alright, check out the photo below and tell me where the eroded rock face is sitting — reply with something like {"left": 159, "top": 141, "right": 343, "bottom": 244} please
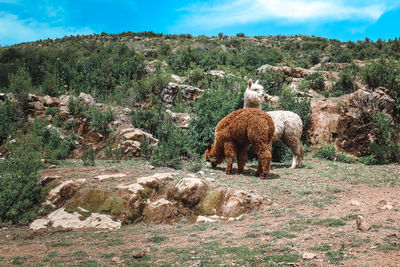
{"left": 307, "top": 88, "right": 397, "bottom": 156}
{"left": 169, "top": 178, "right": 209, "bottom": 207}
{"left": 47, "top": 179, "right": 86, "bottom": 208}
{"left": 78, "top": 92, "right": 95, "bottom": 107}
{"left": 142, "top": 199, "right": 182, "bottom": 223}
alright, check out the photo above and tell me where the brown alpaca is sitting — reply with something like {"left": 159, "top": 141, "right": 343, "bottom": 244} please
{"left": 205, "top": 108, "right": 275, "bottom": 179}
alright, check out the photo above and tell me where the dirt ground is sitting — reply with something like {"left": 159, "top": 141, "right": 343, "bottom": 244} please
{"left": 1, "top": 155, "right": 400, "bottom": 266}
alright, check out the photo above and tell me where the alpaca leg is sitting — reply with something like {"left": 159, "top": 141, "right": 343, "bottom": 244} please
{"left": 258, "top": 148, "right": 272, "bottom": 179}
{"left": 283, "top": 135, "right": 303, "bottom": 169}
{"left": 224, "top": 142, "right": 237, "bottom": 175}
{"left": 237, "top": 146, "right": 248, "bottom": 174}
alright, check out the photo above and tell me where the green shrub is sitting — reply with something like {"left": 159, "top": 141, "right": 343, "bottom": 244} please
{"left": 189, "top": 79, "right": 244, "bottom": 154}
{"left": 368, "top": 112, "right": 400, "bottom": 164}
{"left": 331, "top": 70, "right": 355, "bottom": 97}
{"left": 257, "top": 69, "right": 287, "bottom": 95}
{"left": 44, "top": 107, "right": 58, "bottom": 116}
{"left": 131, "top": 107, "right": 165, "bottom": 136}
{"left": 67, "top": 97, "right": 86, "bottom": 116}
{"left": 82, "top": 148, "right": 96, "bottom": 166}
{"left": 0, "top": 99, "right": 19, "bottom": 145}
{"left": 271, "top": 141, "right": 292, "bottom": 163}
{"left": 0, "top": 133, "right": 43, "bottom": 224}
{"left": 32, "top": 118, "right": 76, "bottom": 161}
{"left": 7, "top": 67, "right": 33, "bottom": 104}
{"left": 304, "top": 72, "right": 325, "bottom": 91}
{"left": 358, "top": 155, "right": 377, "bottom": 165}
{"left": 150, "top": 119, "right": 193, "bottom": 169}
{"left": 84, "top": 106, "right": 115, "bottom": 135}
{"left": 315, "top": 145, "right": 336, "bottom": 161}
{"left": 276, "top": 86, "right": 312, "bottom": 141}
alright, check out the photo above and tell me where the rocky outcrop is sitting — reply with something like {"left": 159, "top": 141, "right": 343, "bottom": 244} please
{"left": 161, "top": 82, "right": 204, "bottom": 107}
{"left": 166, "top": 110, "right": 191, "bottom": 128}
{"left": 30, "top": 208, "right": 121, "bottom": 231}
{"left": 307, "top": 87, "right": 397, "bottom": 156}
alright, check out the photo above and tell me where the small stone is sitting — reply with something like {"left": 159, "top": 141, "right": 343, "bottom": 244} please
{"left": 302, "top": 252, "right": 316, "bottom": 260}
{"left": 148, "top": 165, "right": 155, "bottom": 170}
{"left": 356, "top": 215, "right": 370, "bottom": 231}
{"left": 197, "top": 171, "right": 205, "bottom": 176}
{"left": 196, "top": 216, "right": 216, "bottom": 223}
{"left": 380, "top": 204, "right": 393, "bottom": 210}
{"left": 132, "top": 249, "right": 150, "bottom": 259}
{"left": 94, "top": 173, "right": 127, "bottom": 181}
{"left": 111, "top": 257, "right": 120, "bottom": 263}
{"left": 190, "top": 250, "right": 197, "bottom": 255}
{"left": 348, "top": 200, "right": 360, "bottom": 206}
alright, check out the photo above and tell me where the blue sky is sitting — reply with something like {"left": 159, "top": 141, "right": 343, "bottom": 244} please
{"left": 1, "top": 0, "right": 400, "bottom": 46}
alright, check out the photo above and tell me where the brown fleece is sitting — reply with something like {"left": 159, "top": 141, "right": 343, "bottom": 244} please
{"left": 205, "top": 108, "right": 275, "bottom": 179}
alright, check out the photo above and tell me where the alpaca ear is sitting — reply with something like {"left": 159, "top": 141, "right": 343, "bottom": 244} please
{"left": 248, "top": 79, "right": 252, "bottom": 88}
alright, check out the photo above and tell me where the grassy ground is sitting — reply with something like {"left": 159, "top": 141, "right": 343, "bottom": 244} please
{"left": 1, "top": 154, "right": 400, "bottom": 266}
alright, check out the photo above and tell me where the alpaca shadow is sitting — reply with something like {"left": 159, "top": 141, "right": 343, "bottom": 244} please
{"left": 271, "top": 163, "right": 310, "bottom": 169}
{"left": 208, "top": 165, "right": 280, "bottom": 180}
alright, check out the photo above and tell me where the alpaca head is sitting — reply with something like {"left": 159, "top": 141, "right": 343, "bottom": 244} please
{"left": 248, "top": 79, "right": 264, "bottom": 93}
{"left": 205, "top": 143, "right": 221, "bottom": 168}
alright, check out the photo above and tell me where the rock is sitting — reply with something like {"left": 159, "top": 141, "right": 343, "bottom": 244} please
{"left": 356, "top": 215, "right": 370, "bottom": 231}
{"left": 142, "top": 198, "right": 181, "bottom": 223}
{"left": 380, "top": 204, "right": 394, "bottom": 210}
{"left": 94, "top": 173, "right": 127, "bottom": 181}
{"left": 307, "top": 88, "right": 398, "bottom": 157}
{"left": 166, "top": 110, "right": 191, "bottom": 128}
{"left": 43, "top": 95, "right": 60, "bottom": 107}
{"left": 219, "top": 189, "right": 263, "bottom": 217}
{"left": 132, "top": 248, "right": 150, "bottom": 259}
{"left": 111, "top": 257, "right": 120, "bottom": 263}
{"left": 196, "top": 216, "right": 216, "bottom": 223}
{"left": 161, "top": 82, "right": 203, "bottom": 107}
{"left": 59, "top": 105, "right": 70, "bottom": 118}
{"left": 171, "top": 74, "right": 186, "bottom": 83}
{"left": 27, "top": 101, "right": 45, "bottom": 111}
{"left": 40, "top": 175, "right": 62, "bottom": 185}
{"left": 78, "top": 92, "right": 95, "bottom": 107}
{"left": 137, "top": 172, "right": 176, "bottom": 189}
{"left": 30, "top": 218, "right": 50, "bottom": 231}
{"left": 120, "top": 128, "right": 158, "bottom": 144}
{"left": 348, "top": 200, "right": 360, "bottom": 206}
{"left": 170, "top": 178, "right": 209, "bottom": 207}
{"left": 118, "top": 183, "right": 145, "bottom": 196}
{"left": 0, "top": 93, "right": 5, "bottom": 101}
{"left": 45, "top": 208, "right": 121, "bottom": 230}
{"left": 59, "top": 95, "right": 73, "bottom": 106}
{"left": 302, "top": 252, "right": 316, "bottom": 260}
{"left": 47, "top": 179, "right": 86, "bottom": 207}
{"left": 148, "top": 165, "right": 155, "bottom": 170}
{"left": 145, "top": 60, "right": 168, "bottom": 73}
{"left": 120, "top": 140, "right": 141, "bottom": 156}
{"left": 27, "top": 93, "right": 39, "bottom": 102}
{"left": 208, "top": 70, "right": 234, "bottom": 78}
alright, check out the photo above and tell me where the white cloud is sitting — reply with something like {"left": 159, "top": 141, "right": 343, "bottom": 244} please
{"left": 180, "top": 0, "right": 399, "bottom": 29}
{"left": 0, "top": 12, "right": 93, "bottom": 45}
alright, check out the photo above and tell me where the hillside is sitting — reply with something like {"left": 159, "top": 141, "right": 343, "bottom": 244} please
{"left": 1, "top": 32, "right": 400, "bottom": 266}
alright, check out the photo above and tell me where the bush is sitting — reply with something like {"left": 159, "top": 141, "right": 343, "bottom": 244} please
{"left": 331, "top": 70, "right": 355, "bottom": 97}
{"left": 276, "top": 86, "right": 312, "bottom": 141}
{"left": 189, "top": 79, "right": 244, "bottom": 154}
{"left": 32, "top": 118, "right": 76, "bottom": 161}
{"left": 257, "top": 69, "right": 287, "bottom": 95}
{"left": 0, "top": 133, "right": 43, "bottom": 224}
{"left": 271, "top": 141, "right": 292, "bottom": 163}
{"left": 0, "top": 99, "right": 19, "bottom": 145}
{"left": 67, "top": 97, "right": 86, "bottom": 116}
{"left": 84, "top": 106, "right": 115, "bottom": 135}
{"left": 7, "top": 67, "right": 33, "bottom": 104}
{"left": 150, "top": 119, "right": 193, "bottom": 169}
{"left": 82, "top": 148, "right": 96, "bottom": 166}
{"left": 315, "top": 145, "right": 336, "bottom": 160}
{"left": 358, "top": 155, "right": 377, "bottom": 165}
{"left": 367, "top": 112, "right": 400, "bottom": 164}
{"left": 304, "top": 72, "right": 325, "bottom": 91}
{"left": 131, "top": 107, "right": 165, "bottom": 136}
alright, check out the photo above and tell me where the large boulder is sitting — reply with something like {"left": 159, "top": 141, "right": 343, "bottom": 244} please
{"left": 120, "top": 128, "right": 158, "bottom": 144}
{"left": 78, "top": 92, "right": 95, "bottom": 107}
{"left": 142, "top": 198, "right": 182, "bottom": 223}
{"left": 46, "top": 179, "right": 86, "bottom": 208}
{"left": 307, "top": 88, "right": 397, "bottom": 156}
{"left": 168, "top": 178, "right": 209, "bottom": 207}
{"left": 218, "top": 189, "right": 263, "bottom": 217}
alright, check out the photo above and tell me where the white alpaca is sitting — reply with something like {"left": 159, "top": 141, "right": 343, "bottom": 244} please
{"left": 243, "top": 79, "right": 304, "bottom": 168}
{"left": 267, "top": 111, "right": 303, "bottom": 169}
